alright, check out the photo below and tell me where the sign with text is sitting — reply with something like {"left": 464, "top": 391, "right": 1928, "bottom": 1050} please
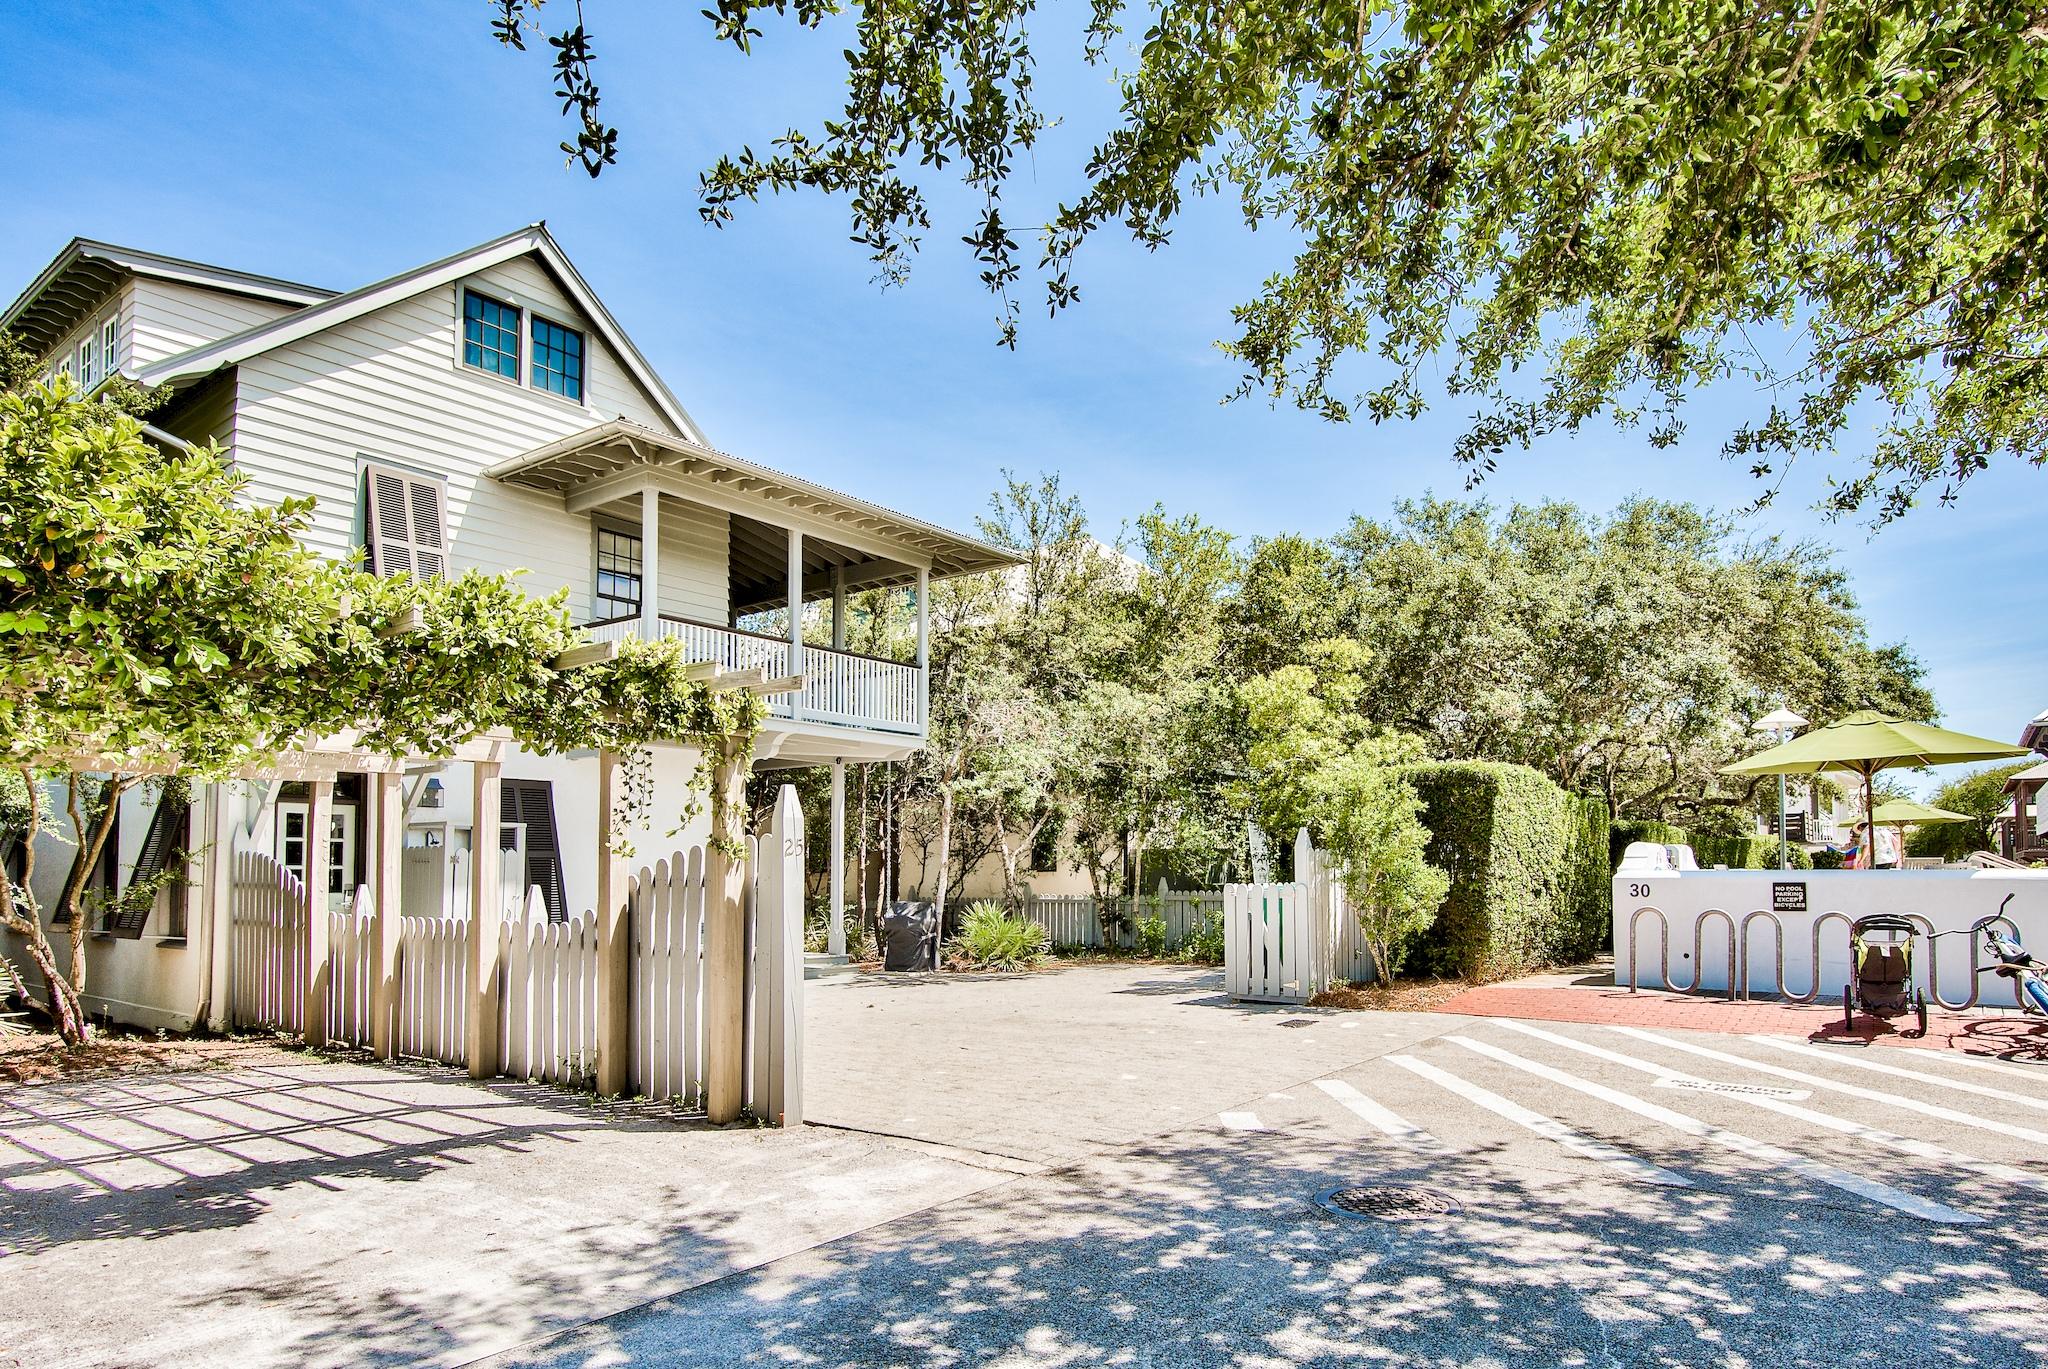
{"left": 1771, "top": 882, "right": 1808, "bottom": 913}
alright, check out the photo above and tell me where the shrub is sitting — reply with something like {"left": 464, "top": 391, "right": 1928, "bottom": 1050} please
{"left": 947, "top": 901, "right": 1049, "bottom": 971}
{"left": 1810, "top": 848, "right": 1846, "bottom": 870}
{"left": 1134, "top": 914, "right": 1168, "bottom": 958}
{"left": 1178, "top": 910, "right": 1225, "bottom": 964}
{"left": 1563, "top": 795, "right": 1612, "bottom": 961}
{"left": 1400, "top": 761, "right": 1587, "bottom": 980}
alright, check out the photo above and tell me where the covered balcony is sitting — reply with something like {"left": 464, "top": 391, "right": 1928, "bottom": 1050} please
{"left": 486, "top": 420, "right": 1020, "bottom": 764}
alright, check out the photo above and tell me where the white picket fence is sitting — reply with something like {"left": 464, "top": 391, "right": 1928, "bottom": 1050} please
{"left": 396, "top": 913, "right": 471, "bottom": 1065}
{"left": 1223, "top": 833, "right": 1373, "bottom": 1003}
{"left": 499, "top": 892, "right": 599, "bottom": 1087}
{"left": 230, "top": 852, "right": 308, "bottom": 1034}
{"left": 226, "top": 786, "right": 807, "bottom": 1124}
{"left": 1021, "top": 883, "right": 1224, "bottom": 951}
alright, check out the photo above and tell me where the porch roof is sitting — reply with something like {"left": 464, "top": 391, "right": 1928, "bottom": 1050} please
{"left": 485, "top": 420, "right": 1021, "bottom": 605}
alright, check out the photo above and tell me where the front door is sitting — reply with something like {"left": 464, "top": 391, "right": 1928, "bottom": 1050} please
{"left": 277, "top": 802, "right": 358, "bottom": 910}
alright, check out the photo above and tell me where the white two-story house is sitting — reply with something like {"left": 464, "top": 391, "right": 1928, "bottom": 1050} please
{"left": 3, "top": 226, "right": 1015, "bottom": 1030}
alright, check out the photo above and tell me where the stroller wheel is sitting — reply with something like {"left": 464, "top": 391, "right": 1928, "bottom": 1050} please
{"left": 1915, "top": 988, "right": 1929, "bottom": 1039}
{"left": 1843, "top": 984, "right": 1854, "bottom": 1033}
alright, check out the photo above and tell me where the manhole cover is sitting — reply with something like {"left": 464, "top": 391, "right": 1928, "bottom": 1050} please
{"left": 1315, "top": 1184, "right": 1462, "bottom": 1221}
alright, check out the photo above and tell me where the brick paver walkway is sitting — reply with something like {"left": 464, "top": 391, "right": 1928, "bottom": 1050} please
{"left": 1440, "top": 981, "right": 2048, "bottom": 1059}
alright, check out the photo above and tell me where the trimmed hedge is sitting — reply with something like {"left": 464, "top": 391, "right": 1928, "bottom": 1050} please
{"left": 1611, "top": 819, "right": 1690, "bottom": 869}
{"left": 1401, "top": 762, "right": 1610, "bottom": 980}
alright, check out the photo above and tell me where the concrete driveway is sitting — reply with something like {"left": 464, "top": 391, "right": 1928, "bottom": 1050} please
{"left": 9, "top": 963, "right": 2048, "bottom": 1367}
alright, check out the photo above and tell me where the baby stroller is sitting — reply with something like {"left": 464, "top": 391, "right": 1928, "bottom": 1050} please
{"left": 1843, "top": 914, "right": 1928, "bottom": 1038}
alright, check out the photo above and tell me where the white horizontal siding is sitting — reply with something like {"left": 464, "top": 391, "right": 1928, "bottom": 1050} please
{"left": 658, "top": 499, "right": 729, "bottom": 623}
{"left": 128, "top": 279, "right": 302, "bottom": 368}
{"left": 227, "top": 251, "right": 694, "bottom": 620}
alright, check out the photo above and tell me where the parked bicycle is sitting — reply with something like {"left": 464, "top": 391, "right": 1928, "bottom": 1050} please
{"left": 1932, "top": 895, "right": 2048, "bottom": 1018}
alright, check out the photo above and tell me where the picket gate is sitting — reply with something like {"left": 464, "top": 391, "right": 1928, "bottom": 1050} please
{"left": 1222, "top": 831, "right": 1374, "bottom": 1003}
{"left": 222, "top": 786, "right": 806, "bottom": 1125}
{"left": 230, "top": 852, "right": 307, "bottom": 1034}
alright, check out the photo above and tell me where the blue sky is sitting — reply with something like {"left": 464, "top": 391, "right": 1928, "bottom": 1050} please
{"left": 4, "top": 3, "right": 2041, "bottom": 791}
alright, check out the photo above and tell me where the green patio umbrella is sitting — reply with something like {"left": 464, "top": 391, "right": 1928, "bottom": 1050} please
{"left": 1866, "top": 799, "right": 1974, "bottom": 827}
{"left": 1721, "top": 711, "right": 2029, "bottom": 861}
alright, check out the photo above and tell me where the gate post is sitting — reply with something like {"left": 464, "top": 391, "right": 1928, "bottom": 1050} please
{"left": 753, "top": 784, "right": 805, "bottom": 1127}
{"left": 594, "top": 749, "right": 631, "bottom": 1097}
{"left": 467, "top": 758, "right": 503, "bottom": 1079}
{"left": 704, "top": 738, "right": 750, "bottom": 1124}
{"left": 370, "top": 770, "right": 403, "bottom": 1059}
{"left": 302, "top": 778, "right": 334, "bottom": 1048}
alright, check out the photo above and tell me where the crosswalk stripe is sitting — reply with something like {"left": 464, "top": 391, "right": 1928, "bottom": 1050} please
{"left": 1219, "top": 1111, "right": 1269, "bottom": 1131}
{"left": 1448, "top": 1035, "right": 1979, "bottom": 1225}
{"left": 1602, "top": 1026, "right": 2048, "bottom": 1149}
{"left": 1312, "top": 1078, "right": 1453, "bottom": 1152}
{"left": 1385, "top": 1053, "right": 1691, "bottom": 1187}
{"left": 1491, "top": 1020, "right": 2048, "bottom": 1196}
{"left": 1747, "top": 1036, "right": 2048, "bottom": 1113}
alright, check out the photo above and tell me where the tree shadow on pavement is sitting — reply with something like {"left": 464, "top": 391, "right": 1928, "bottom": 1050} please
{"left": 486, "top": 1120, "right": 2048, "bottom": 1369}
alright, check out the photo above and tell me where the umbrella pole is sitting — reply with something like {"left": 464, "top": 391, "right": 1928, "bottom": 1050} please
{"left": 1863, "top": 768, "right": 1877, "bottom": 870}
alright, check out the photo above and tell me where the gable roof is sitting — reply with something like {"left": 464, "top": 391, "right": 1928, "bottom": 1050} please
{"left": 2, "top": 238, "right": 335, "bottom": 358}
{"left": 134, "top": 224, "right": 707, "bottom": 444}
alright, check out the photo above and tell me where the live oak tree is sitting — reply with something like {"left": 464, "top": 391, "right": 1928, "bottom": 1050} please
{"left": 490, "top": 1, "right": 2048, "bottom": 520}
{"left": 0, "top": 379, "right": 758, "bottom": 1045}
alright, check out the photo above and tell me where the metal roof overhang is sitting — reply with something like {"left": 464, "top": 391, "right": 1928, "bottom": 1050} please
{"left": 487, "top": 420, "right": 1022, "bottom": 611}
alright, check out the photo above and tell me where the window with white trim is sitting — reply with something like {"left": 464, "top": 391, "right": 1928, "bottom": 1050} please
{"left": 101, "top": 312, "right": 119, "bottom": 374}
{"left": 78, "top": 335, "right": 98, "bottom": 388}
{"left": 363, "top": 464, "right": 447, "bottom": 579}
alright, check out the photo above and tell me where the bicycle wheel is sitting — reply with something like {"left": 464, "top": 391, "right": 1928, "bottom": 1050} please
{"left": 2025, "top": 975, "right": 2048, "bottom": 1017}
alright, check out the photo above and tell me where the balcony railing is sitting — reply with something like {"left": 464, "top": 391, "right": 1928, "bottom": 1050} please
{"left": 584, "top": 615, "right": 924, "bottom": 736}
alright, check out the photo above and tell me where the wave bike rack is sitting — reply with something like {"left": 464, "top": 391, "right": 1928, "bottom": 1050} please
{"left": 1626, "top": 905, "right": 2029, "bottom": 1009}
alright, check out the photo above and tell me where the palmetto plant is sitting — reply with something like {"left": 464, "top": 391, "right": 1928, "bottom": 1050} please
{"left": 947, "top": 901, "right": 1050, "bottom": 972}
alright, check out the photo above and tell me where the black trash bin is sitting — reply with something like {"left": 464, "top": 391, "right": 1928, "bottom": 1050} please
{"left": 881, "top": 901, "right": 938, "bottom": 971}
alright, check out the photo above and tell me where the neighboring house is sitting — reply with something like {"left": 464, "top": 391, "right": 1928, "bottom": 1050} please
{"left": 2, "top": 227, "right": 1016, "bottom": 1029}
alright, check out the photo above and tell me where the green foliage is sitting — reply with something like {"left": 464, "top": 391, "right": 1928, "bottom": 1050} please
{"left": 1177, "top": 909, "right": 1225, "bottom": 965}
{"left": 498, "top": 4, "right": 2048, "bottom": 520}
{"left": 1133, "top": 914, "right": 1168, "bottom": 959}
{"left": 1692, "top": 834, "right": 1779, "bottom": 870}
{"left": 1810, "top": 848, "right": 1847, "bottom": 870}
{"left": 946, "top": 900, "right": 1050, "bottom": 972}
{"left": 1320, "top": 756, "right": 1450, "bottom": 979}
{"left": 1336, "top": 499, "right": 1930, "bottom": 825}
{"left": 1563, "top": 795, "right": 1613, "bottom": 961}
{"left": 1906, "top": 761, "right": 2037, "bottom": 860}
{"left": 1402, "top": 761, "right": 1595, "bottom": 980}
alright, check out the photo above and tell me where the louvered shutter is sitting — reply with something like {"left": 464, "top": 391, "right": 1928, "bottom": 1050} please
{"left": 364, "top": 464, "right": 447, "bottom": 580}
{"left": 501, "top": 780, "right": 567, "bottom": 923}
{"left": 108, "top": 796, "right": 189, "bottom": 939}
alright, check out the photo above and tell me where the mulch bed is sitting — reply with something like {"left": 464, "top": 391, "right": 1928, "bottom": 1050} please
{"left": 0, "top": 1025, "right": 301, "bottom": 1087}
{"left": 1309, "top": 978, "right": 1473, "bottom": 1013}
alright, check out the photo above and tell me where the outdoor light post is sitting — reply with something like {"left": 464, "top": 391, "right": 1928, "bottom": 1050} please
{"left": 1753, "top": 708, "right": 1809, "bottom": 869}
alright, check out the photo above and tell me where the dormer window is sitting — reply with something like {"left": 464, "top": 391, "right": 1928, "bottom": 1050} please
{"left": 530, "top": 316, "right": 584, "bottom": 401}
{"left": 462, "top": 289, "right": 521, "bottom": 379}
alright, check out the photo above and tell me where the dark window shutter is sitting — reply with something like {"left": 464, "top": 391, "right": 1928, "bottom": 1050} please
{"left": 364, "top": 464, "right": 446, "bottom": 580}
{"left": 107, "top": 796, "right": 187, "bottom": 939}
{"left": 500, "top": 780, "right": 566, "bottom": 923}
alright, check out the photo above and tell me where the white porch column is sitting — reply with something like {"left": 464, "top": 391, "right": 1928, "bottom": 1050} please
{"left": 828, "top": 759, "right": 846, "bottom": 956}
{"left": 787, "top": 528, "right": 805, "bottom": 678}
{"left": 640, "top": 486, "right": 662, "bottom": 634}
{"left": 831, "top": 566, "right": 846, "bottom": 651}
{"left": 915, "top": 565, "right": 929, "bottom": 729}
{"left": 467, "top": 758, "right": 503, "bottom": 1079}
{"left": 302, "top": 777, "right": 333, "bottom": 1048}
